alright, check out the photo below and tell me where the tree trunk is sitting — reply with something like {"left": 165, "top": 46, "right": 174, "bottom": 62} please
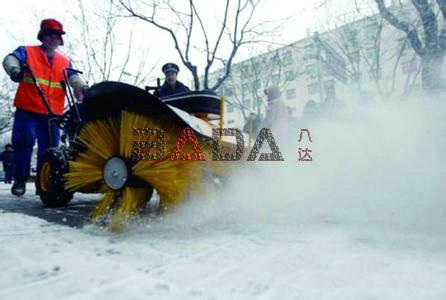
{"left": 190, "top": 67, "right": 200, "bottom": 91}
{"left": 421, "top": 51, "right": 444, "bottom": 92}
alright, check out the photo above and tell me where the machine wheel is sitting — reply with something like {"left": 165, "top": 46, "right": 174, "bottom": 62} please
{"left": 37, "top": 147, "right": 73, "bottom": 207}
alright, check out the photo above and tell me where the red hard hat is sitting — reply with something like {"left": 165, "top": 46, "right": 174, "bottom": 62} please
{"left": 37, "top": 19, "right": 65, "bottom": 44}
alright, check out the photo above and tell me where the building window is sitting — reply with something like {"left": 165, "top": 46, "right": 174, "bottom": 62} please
{"left": 305, "top": 64, "right": 318, "bottom": 78}
{"left": 249, "top": 57, "right": 263, "bottom": 74}
{"left": 285, "top": 70, "right": 295, "bottom": 81}
{"left": 347, "top": 29, "right": 359, "bottom": 47}
{"left": 242, "top": 83, "right": 249, "bottom": 95}
{"left": 350, "top": 50, "right": 360, "bottom": 64}
{"left": 286, "top": 88, "right": 296, "bottom": 100}
{"left": 251, "top": 63, "right": 261, "bottom": 75}
{"left": 226, "top": 102, "right": 234, "bottom": 113}
{"left": 271, "top": 74, "right": 280, "bottom": 85}
{"left": 283, "top": 50, "right": 293, "bottom": 65}
{"left": 241, "top": 65, "right": 251, "bottom": 76}
{"left": 244, "top": 98, "right": 251, "bottom": 109}
{"left": 253, "top": 79, "right": 261, "bottom": 89}
{"left": 303, "top": 44, "right": 317, "bottom": 60}
{"left": 271, "top": 54, "right": 281, "bottom": 64}
{"left": 364, "top": 23, "right": 379, "bottom": 41}
{"left": 307, "top": 83, "right": 319, "bottom": 95}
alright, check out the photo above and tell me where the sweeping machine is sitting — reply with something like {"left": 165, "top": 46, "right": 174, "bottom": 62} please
{"left": 35, "top": 77, "right": 234, "bottom": 231}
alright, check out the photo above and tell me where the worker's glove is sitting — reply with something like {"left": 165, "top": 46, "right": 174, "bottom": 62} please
{"left": 81, "top": 85, "right": 89, "bottom": 96}
{"left": 10, "top": 67, "right": 24, "bottom": 83}
{"left": 74, "top": 85, "right": 89, "bottom": 103}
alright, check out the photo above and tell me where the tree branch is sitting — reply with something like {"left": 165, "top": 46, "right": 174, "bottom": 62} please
{"left": 119, "top": 0, "right": 199, "bottom": 89}
{"left": 411, "top": 0, "right": 438, "bottom": 49}
{"left": 437, "top": 0, "right": 446, "bottom": 49}
{"left": 203, "top": 0, "right": 230, "bottom": 89}
{"left": 211, "top": 0, "right": 259, "bottom": 91}
{"left": 375, "top": 0, "right": 426, "bottom": 56}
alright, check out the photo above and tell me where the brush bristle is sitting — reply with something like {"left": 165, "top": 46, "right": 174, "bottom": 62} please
{"left": 65, "top": 110, "right": 215, "bottom": 231}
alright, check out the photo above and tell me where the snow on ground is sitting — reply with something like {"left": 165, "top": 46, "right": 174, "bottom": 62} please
{"left": 0, "top": 102, "right": 445, "bottom": 299}
{"left": 0, "top": 186, "right": 445, "bottom": 300}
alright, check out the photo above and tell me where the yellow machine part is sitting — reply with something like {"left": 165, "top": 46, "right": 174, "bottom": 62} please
{"left": 65, "top": 110, "right": 215, "bottom": 231}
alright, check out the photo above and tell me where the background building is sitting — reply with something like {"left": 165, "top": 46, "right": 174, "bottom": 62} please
{"left": 211, "top": 7, "right": 424, "bottom": 129}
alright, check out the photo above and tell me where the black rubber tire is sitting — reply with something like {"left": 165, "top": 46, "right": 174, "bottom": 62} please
{"left": 37, "top": 147, "right": 74, "bottom": 208}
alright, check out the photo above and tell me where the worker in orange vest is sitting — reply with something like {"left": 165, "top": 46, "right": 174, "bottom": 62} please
{"left": 2, "top": 18, "right": 88, "bottom": 196}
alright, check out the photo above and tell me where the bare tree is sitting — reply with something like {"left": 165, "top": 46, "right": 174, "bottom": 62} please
{"left": 375, "top": 0, "right": 446, "bottom": 91}
{"left": 322, "top": 14, "right": 388, "bottom": 93}
{"left": 117, "top": 0, "right": 264, "bottom": 91}
{"left": 217, "top": 47, "right": 298, "bottom": 126}
{"left": 67, "top": 0, "right": 156, "bottom": 86}
{"left": 311, "top": 0, "right": 430, "bottom": 97}
{"left": 0, "top": 74, "right": 16, "bottom": 135}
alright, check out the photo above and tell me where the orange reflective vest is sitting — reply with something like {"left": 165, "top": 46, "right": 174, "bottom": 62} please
{"left": 14, "top": 46, "right": 69, "bottom": 115}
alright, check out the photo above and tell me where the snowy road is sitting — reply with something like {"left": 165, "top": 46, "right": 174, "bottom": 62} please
{"left": 0, "top": 183, "right": 445, "bottom": 300}
{"left": 1, "top": 104, "right": 445, "bottom": 299}
{"left": 0, "top": 184, "right": 96, "bottom": 228}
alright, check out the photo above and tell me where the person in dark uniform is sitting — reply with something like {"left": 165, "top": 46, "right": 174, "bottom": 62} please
{"left": 154, "top": 63, "right": 191, "bottom": 98}
{"left": 0, "top": 144, "right": 15, "bottom": 184}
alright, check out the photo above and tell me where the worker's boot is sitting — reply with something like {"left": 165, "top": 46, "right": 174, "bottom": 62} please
{"left": 11, "top": 181, "right": 26, "bottom": 196}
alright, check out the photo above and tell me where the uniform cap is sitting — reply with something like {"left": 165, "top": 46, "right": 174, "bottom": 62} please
{"left": 162, "top": 63, "right": 179, "bottom": 74}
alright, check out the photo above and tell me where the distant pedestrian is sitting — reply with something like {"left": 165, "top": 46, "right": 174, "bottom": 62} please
{"left": 302, "top": 99, "right": 319, "bottom": 124}
{"left": 0, "top": 144, "right": 15, "bottom": 184}
{"left": 262, "top": 86, "right": 291, "bottom": 131}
